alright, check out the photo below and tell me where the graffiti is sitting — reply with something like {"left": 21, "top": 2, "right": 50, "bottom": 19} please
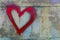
{"left": 6, "top": 4, "right": 36, "bottom": 35}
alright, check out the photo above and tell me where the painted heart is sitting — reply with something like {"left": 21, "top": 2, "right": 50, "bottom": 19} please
{"left": 6, "top": 4, "right": 36, "bottom": 35}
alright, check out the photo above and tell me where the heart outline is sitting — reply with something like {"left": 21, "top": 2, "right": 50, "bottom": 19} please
{"left": 6, "top": 4, "right": 36, "bottom": 35}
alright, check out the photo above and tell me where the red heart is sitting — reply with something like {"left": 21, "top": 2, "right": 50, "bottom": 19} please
{"left": 6, "top": 4, "right": 36, "bottom": 35}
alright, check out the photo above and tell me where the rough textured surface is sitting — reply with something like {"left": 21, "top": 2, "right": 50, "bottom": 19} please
{"left": 0, "top": 0, "right": 60, "bottom": 40}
